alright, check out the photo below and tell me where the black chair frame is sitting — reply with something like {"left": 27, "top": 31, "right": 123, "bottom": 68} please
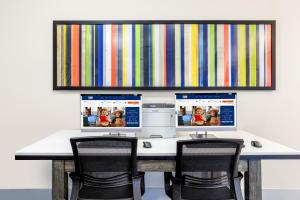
{"left": 165, "top": 138, "right": 244, "bottom": 200}
{"left": 70, "top": 136, "right": 144, "bottom": 200}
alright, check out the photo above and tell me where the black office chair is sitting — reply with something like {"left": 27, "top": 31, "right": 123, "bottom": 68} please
{"left": 164, "top": 138, "right": 244, "bottom": 200}
{"left": 70, "top": 137, "right": 145, "bottom": 200}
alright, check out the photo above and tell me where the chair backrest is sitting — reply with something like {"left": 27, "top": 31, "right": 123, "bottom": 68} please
{"left": 70, "top": 137, "right": 138, "bottom": 176}
{"left": 176, "top": 139, "right": 244, "bottom": 178}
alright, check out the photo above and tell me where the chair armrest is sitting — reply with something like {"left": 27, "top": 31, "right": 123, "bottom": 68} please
{"left": 172, "top": 178, "right": 182, "bottom": 200}
{"left": 70, "top": 173, "right": 80, "bottom": 200}
{"left": 70, "top": 172, "right": 80, "bottom": 181}
{"left": 171, "top": 175, "right": 182, "bottom": 184}
{"left": 234, "top": 172, "right": 244, "bottom": 200}
{"left": 164, "top": 172, "right": 182, "bottom": 200}
{"left": 164, "top": 172, "right": 172, "bottom": 197}
{"left": 132, "top": 174, "right": 143, "bottom": 200}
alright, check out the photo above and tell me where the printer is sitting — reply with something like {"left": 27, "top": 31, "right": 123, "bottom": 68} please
{"left": 140, "top": 103, "right": 176, "bottom": 138}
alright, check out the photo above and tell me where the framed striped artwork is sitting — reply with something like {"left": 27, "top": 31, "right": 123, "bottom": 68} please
{"left": 53, "top": 20, "right": 276, "bottom": 90}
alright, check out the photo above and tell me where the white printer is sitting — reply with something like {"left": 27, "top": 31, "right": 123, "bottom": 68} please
{"left": 140, "top": 103, "right": 176, "bottom": 138}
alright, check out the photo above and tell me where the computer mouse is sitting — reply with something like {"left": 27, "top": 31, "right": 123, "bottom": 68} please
{"left": 143, "top": 141, "right": 152, "bottom": 148}
{"left": 251, "top": 140, "right": 262, "bottom": 148}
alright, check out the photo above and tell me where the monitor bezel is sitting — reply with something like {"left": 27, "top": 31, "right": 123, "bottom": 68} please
{"left": 174, "top": 92, "right": 237, "bottom": 131}
{"left": 80, "top": 94, "right": 142, "bottom": 132}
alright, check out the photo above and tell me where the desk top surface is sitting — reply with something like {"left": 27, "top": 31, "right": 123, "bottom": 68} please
{"left": 15, "top": 130, "right": 300, "bottom": 160}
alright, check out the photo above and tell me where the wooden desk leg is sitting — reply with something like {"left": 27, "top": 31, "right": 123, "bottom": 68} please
{"left": 244, "top": 160, "right": 262, "bottom": 200}
{"left": 52, "top": 160, "right": 68, "bottom": 200}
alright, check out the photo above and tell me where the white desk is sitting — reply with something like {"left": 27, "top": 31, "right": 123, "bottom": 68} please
{"left": 15, "top": 130, "right": 300, "bottom": 200}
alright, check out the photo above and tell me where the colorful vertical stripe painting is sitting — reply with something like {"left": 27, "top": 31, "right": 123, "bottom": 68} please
{"left": 54, "top": 21, "right": 275, "bottom": 90}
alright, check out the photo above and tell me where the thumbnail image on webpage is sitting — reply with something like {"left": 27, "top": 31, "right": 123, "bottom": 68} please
{"left": 178, "top": 106, "right": 221, "bottom": 127}
{"left": 83, "top": 107, "right": 132, "bottom": 127}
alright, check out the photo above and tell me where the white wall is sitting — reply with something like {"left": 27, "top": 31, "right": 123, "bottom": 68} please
{"left": 0, "top": 0, "right": 300, "bottom": 189}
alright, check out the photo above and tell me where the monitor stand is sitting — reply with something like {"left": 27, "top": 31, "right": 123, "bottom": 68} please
{"left": 190, "top": 131, "right": 216, "bottom": 139}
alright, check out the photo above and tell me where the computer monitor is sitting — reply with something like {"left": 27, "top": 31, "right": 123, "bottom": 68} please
{"left": 175, "top": 93, "right": 237, "bottom": 132}
{"left": 81, "top": 94, "right": 142, "bottom": 132}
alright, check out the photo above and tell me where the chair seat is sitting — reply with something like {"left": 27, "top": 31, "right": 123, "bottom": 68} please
{"left": 79, "top": 184, "right": 134, "bottom": 199}
{"left": 167, "top": 185, "right": 234, "bottom": 200}
{"left": 77, "top": 173, "right": 145, "bottom": 200}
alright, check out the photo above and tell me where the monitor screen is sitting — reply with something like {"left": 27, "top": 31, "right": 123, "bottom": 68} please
{"left": 175, "top": 93, "right": 237, "bottom": 130}
{"left": 81, "top": 94, "right": 142, "bottom": 131}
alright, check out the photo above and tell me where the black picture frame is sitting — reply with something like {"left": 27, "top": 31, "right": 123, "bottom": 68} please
{"left": 53, "top": 20, "right": 276, "bottom": 91}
